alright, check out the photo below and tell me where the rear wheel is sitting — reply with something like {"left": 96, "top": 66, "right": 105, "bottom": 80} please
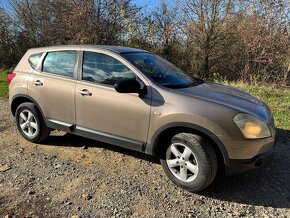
{"left": 160, "top": 133, "right": 218, "bottom": 192}
{"left": 15, "top": 102, "right": 51, "bottom": 143}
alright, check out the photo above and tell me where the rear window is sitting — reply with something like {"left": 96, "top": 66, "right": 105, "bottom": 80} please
{"left": 42, "top": 51, "right": 77, "bottom": 78}
{"left": 28, "top": 53, "right": 42, "bottom": 69}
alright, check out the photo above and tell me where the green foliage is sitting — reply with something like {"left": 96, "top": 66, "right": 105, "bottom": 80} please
{"left": 0, "top": 70, "right": 9, "bottom": 99}
{"left": 231, "top": 82, "right": 290, "bottom": 130}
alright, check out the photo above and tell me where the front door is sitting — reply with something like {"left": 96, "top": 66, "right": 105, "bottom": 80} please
{"left": 75, "top": 51, "right": 151, "bottom": 151}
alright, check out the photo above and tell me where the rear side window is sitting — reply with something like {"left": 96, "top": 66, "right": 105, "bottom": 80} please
{"left": 82, "top": 51, "right": 136, "bottom": 86}
{"left": 43, "top": 51, "right": 76, "bottom": 78}
{"left": 28, "top": 53, "right": 42, "bottom": 69}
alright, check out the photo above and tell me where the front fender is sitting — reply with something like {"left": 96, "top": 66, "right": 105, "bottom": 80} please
{"left": 145, "top": 114, "right": 231, "bottom": 167}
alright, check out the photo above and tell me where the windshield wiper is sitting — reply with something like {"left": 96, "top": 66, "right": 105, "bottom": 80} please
{"left": 161, "top": 78, "right": 204, "bottom": 89}
{"left": 192, "top": 78, "right": 204, "bottom": 86}
{"left": 162, "top": 83, "right": 191, "bottom": 89}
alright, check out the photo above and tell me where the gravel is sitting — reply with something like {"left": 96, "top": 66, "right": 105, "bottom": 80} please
{"left": 0, "top": 99, "right": 290, "bottom": 217}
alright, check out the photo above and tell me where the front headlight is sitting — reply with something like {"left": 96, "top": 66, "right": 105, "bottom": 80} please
{"left": 233, "top": 113, "right": 271, "bottom": 139}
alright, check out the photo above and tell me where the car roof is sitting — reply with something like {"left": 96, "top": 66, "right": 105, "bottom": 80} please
{"left": 29, "top": 45, "right": 147, "bottom": 54}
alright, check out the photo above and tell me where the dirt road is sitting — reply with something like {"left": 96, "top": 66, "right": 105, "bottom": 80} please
{"left": 0, "top": 99, "right": 289, "bottom": 217}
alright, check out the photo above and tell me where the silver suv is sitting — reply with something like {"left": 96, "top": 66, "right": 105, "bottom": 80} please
{"left": 8, "top": 45, "right": 276, "bottom": 192}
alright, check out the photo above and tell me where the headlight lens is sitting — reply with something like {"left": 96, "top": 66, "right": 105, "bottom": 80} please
{"left": 233, "top": 113, "right": 271, "bottom": 139}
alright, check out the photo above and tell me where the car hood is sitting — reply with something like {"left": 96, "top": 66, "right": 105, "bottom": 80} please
{"left": 173, "top": 82, "right": 271, "bottom": 122}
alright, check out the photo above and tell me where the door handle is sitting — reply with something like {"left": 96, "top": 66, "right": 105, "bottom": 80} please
{"left": 77, "top": 89, "right": 92, "bottom": 96}
{"left": 34, "top": 80, "right": 43, "bottom": 86}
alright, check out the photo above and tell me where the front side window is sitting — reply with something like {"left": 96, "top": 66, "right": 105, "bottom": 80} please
{"left": 82, "top": 51, "right": 136, "bottom": 86}
{"left": 28, "top": 53, "right": 42, "bottom": 69}
{"left": 43, "top": 51, "right": 76, "bottom": 78}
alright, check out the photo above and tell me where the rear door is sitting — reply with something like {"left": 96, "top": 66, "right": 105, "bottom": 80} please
{"left": 28, "top": 50, "right": 78, "bottom": 129}
{"left": 75, "top": 50, "right": 151, "bottom": 151}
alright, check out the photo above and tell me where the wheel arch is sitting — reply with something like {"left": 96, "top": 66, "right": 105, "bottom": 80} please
{"left": 146, "top": 122, "right": 230, "bottom": 167}
{"left": 11, "top": 94, "right": 45, "bottom": 121}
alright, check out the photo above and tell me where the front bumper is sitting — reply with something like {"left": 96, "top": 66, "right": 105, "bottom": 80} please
{"left": 225, "top": 149, "right": 274, "bottom": 175}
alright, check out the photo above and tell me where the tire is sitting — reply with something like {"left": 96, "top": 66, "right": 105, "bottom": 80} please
{"left": 15, "top": 102, "right": 51, "bottom": 143}
{"left": 160, "top": 133, "right": 218, "bottom": 192}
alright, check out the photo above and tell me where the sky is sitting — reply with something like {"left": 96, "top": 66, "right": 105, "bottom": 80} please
{"left": 0, "top": 0, "right": 10, "bottom": 9}
{"left": 134, "top": 0, "right": 160, "bottom": 9}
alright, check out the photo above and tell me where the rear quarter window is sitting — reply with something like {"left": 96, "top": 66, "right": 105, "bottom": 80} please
{"left": 28, "top": 53, "right": 43, "bottom": 69}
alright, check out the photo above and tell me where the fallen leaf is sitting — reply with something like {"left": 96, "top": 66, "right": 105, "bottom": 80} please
{"left": 0, "top": 164, "right": 11, "bottom": 172}
{"left": 82, "top": 193, "right": 92, "bottom": 200}
{"left": 232, "top": 210, "right": 241, "bottom": 216}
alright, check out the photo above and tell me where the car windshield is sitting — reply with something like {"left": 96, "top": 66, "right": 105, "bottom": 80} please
{"left": 123, "top": 52, "right": 195, "bottom": 88}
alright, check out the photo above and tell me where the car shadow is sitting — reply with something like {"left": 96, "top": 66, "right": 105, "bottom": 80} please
{"left": 43, "top": 128, "right": 290, "bottom": 209}
{"left": 44, "top": 132, "right": 160, "bottom": 164}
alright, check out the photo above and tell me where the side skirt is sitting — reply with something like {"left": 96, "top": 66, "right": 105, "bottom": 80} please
{"left": 46, "top": 119, "right": 145, "bottom": 153}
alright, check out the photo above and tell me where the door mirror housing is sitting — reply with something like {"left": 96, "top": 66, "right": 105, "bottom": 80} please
{"left": 114, "top": 79, "right": 142, "bottom": 94}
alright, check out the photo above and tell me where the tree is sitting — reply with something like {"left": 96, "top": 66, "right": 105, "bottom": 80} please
{"left": 0, "top": 7, "right": 16, "bottom": 67}
{"left": 0, "top": 0, "right": 289, "bottom": 85}
{"left": 150, "top": 0, "right": 180, "bottom": 60}
{"left": 9, "top": 0, "right": 139, "bottom": 45}
{"left": 181, "top": 0, "right": 235, "bottom": 78}
{"left": 237, "top": 0, "right": 289, "bottom": 83}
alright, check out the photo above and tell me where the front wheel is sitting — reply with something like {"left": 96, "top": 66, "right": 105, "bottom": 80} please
{"left": 15, "top": 102, "right": 51, "bottom": 143}
{"left": 160, "top": 133, "right": 218, "bottom": 192}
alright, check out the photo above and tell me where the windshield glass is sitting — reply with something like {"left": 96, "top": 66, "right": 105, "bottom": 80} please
{"left": 123, "top": 52, "right": 194, "bottom": 88}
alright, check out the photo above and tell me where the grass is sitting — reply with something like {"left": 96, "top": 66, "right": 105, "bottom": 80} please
{"left": 0, "top": 70, "right": 289, "bottom": 130}
{"left": 229, "top": 82, "right": 290, "bottom": 130}
{"left": 0, "top": 70, "right": 9, "bottom": 99}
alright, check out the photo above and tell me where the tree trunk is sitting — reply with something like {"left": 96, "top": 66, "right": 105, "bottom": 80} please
{"left": 202, "top": 37, "right": 210, "bottom": 78}
{"left": 284, "top": 62, "right": 290, "bottom": 86}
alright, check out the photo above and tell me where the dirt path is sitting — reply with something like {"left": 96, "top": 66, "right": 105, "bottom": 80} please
{"left": 0, "top": 99, "right": 290, "bottom": 217}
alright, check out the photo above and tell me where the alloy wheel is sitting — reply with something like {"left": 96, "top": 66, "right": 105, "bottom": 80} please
{"left": 19, "top": 110, "right": 38, "bottom": 138}
{"left": 165, "top": 142, "right": 199, "bottom": 182}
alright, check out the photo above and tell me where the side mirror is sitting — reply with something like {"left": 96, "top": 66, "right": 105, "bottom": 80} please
{"left": 114, "top": 79, "right": 142, "bottom": 94}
